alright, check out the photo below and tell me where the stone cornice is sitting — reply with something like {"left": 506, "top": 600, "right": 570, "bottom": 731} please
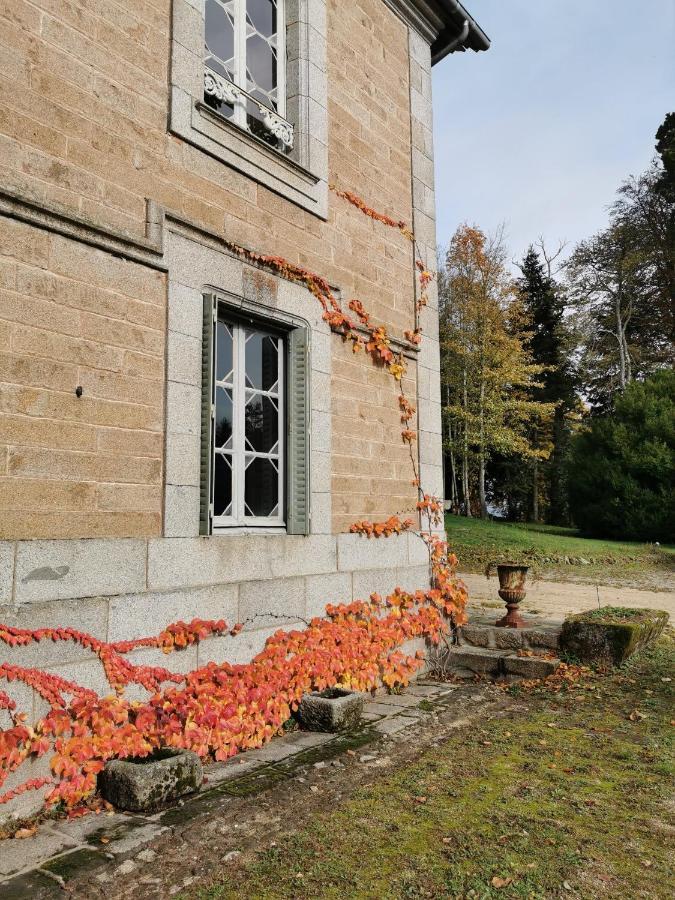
{"left": 381, "top": 0, "right": 443, "bottom": 43}
{"left": 382, "top": 0, "right": 490, "bottom": 59}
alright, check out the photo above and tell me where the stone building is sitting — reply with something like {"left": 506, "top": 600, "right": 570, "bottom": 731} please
{"left": 0, "top": 0, "right": 488, "bottom": 800}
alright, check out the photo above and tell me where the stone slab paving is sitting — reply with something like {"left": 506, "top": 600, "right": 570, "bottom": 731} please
{"left": 0, "top": 682, "right": 457, "bottom": 897}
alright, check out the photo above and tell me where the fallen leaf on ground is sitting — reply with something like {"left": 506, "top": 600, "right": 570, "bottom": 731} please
{"left": 14, "top": 827, "right": 36, "bottom": 839}
{"left": 491, "top": 876, "right": 513, "bottom": 888}
{"left": 629, "top": 709, "right": 646, "bottom": 721}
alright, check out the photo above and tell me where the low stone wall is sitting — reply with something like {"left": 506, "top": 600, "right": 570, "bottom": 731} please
{"left": 1, "top": 531, "right": 431, "bottom": 692}
{"left": 0, "top": 531, "right": 431, "bottom": 823}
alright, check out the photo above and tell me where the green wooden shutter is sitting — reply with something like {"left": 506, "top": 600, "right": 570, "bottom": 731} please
{"left": 199, "top": 294, "right": 216, "bottom": 536}
{"left": 287, "top": 326, "right": 310, "bottom": 535}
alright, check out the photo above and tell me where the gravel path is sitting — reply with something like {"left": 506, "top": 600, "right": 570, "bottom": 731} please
{"left": 461, "top": 572, "right": 675, "bottom": 622}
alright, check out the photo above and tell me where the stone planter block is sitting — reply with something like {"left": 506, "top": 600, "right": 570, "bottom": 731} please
{"left": 297, "top": 689, "right": 365, "bottom": 733}
{"left": 99, "top": 749, "right": 203, "bottom": 812}
{"left": 560, "top": 607, "right": 668, "bottom": 667}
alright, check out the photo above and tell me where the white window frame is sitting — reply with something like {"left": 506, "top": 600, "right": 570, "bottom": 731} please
{"left": 212, "top": 314, "right": 286, "bottom": 529}
{"left": 204, "top": 0, "right": 291, "bottom": 149}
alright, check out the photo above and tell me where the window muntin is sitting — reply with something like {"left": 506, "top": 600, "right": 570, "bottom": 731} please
{"left": 211, "top": 309, "right": 285, "bottom": 528}
{"left": 204, "top": 0, "right": 292, "bottom": 152}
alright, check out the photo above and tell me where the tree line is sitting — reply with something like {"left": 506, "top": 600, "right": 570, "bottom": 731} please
{"left": 439, "top": 114, "right": 674, "bottom": 541}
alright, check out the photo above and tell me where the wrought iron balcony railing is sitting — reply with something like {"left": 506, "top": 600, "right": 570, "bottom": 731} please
{"left": 204, "top": 68, "right": 294, "bottom": 152}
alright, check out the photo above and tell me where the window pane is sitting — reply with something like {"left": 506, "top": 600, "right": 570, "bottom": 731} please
{"left": 247, "top": 0, "right": 276, "bottom": 37}
{"left": 216, "top": 320, "right": 233, "bottom": 383}
{"left": 245, "top": 393, "right": 279, "bottom": 453}
{"left": 245, "top": 0, "right": 278, "bottom": 114}
{"left": 213, "top": 453, "right": 233, "bottom": 517}
{"left": 245, "top": 331, "right": 279, "bottom": 391}
{"left": 204, "top": 0, "right": 236, "bottom": 119}
{"left": 245, "top": 457, "right": 279, "bottom": 517}
{"left": 205, "top": 0, "right": 235, "bottom": 76}
{"left": 215, "top": 386, "right": 233, "bottom": 449}
{"left": 246, "top": 33, "right": 277, "bottom": 95}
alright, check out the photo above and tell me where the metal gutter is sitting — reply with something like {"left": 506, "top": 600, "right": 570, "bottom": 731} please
{"left": 431, "top": 0, "right": 490, "bottom": 63}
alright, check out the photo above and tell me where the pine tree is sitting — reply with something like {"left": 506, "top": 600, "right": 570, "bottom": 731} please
{"left": 516, "top": 248, "right": 577, "bottom": 523}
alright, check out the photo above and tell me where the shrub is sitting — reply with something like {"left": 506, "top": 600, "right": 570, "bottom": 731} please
{"left": 568, "top": 370, "right": 674, "bottom": 541}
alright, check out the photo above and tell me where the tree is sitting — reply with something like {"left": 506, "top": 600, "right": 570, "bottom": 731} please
{"left": 655, "top": 111, "right": 675, "bottom": 196}
{"left": 516, "top": 247, "right": 577, "bottom": 523}
{"left": 568, "top": 370, "right": 674, "bottom": 541}
{"left": 440, "top": 226, "right": 555, "bottom": 519}
{"left": 567, "top": 116, "right": 675, "bottom": 412}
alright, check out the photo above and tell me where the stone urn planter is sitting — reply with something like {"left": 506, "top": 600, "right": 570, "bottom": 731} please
{"left": 99, "top": 748, "right": 202, "bottom": 812}
{"left": 297, "top": 688, "right": 365, "bottom": 733}
{"left": 495, "top": 563, "right": 529, "bottom": 629}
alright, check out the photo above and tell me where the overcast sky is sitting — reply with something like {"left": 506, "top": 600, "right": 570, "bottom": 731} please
{"left": 432, "top": 0, "right": 675, "bottom": 265}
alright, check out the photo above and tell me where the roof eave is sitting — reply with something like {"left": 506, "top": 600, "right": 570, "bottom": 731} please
{"left": 430, "top": 1, "right": 491, "bottom": 64}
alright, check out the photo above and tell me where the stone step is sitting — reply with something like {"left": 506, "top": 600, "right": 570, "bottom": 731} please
{"left": 441, "top": 646, "right": 561, "bottom": 681}
{"left": 457, "top": 621, "right": 561, "bottom": 652}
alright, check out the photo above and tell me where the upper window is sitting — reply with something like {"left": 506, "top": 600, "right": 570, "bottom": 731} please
{"left": 203, "top": 0, "right": 293, "bottom": 152}
{"left": 170, "top": 0, "right": 328, "bottom": 217}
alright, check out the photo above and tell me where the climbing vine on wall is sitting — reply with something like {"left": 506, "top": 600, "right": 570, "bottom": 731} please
{"left": 0, "top": 185, "right": 465, "bottom": 818}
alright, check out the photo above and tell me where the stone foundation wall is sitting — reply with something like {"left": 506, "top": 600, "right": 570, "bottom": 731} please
{"left": 1, "top": 532, "right": 430, "bottom": 694}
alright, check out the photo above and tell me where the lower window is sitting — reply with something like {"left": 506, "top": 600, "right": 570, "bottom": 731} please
{"left": 213, "top": 315, "right": 285, "bottom": 526}
{"left": 201, "top": 293, "right": 310, "bottom": 535}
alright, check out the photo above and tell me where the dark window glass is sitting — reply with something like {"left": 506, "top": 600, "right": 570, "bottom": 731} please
{"left": 245, "top": 331, "right": 278, "bottom": 391}
{"left": 245, "top": 457, "right": 279, "bottom": 517}
{"left": 215, "top": 386, "right": 233, "bottom": 449}
{"left": 216, "top": 321, "right": 233, "bottom": 383}
{"left": 245, "top": 393, "right": 279, "bottom": 453}
{"left": 213, "top": 453, "right": 233, "bottom": 516}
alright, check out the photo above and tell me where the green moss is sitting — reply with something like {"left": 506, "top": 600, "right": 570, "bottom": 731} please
{"left": 40, "top": 848, "right": 106, "bottom": 881}
{"left": 575, "top": 606, "right": 664, "bottom": 624}
{"left": 561, "top": 608, "right": 668, "bottom": 666}
{"left": 219, "top": 769, "right": 289, "bottom": 798}
{"left": 191, "top": 637, "right": 675, "bottom": 900}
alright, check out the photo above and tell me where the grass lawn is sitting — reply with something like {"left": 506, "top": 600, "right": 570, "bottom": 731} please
{"left": 194, "top": 639, "right": 674, "bottom": 899}
{"left": 445, "top": 515, "right": 675, "bottom": 584}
